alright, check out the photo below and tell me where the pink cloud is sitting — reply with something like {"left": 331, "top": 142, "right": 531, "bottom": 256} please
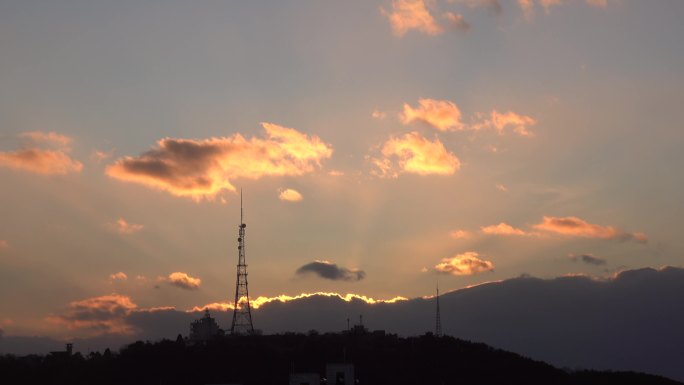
{"left": 534, "top": 216, "right": 648, "bottom": 243}
{"left": 0, "top": 148, "right": 83, "bottom": 175}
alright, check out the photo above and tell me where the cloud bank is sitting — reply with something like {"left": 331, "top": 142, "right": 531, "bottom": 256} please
{"left": 106, "top": 123, "right": 332, "bottom": 200}
{"left": 296, "top": 260, "right": 366, "bottom": 282}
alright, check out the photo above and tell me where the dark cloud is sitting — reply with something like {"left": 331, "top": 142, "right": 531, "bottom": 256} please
{"left": 6, "top": 267, "right": 684, "bottom": 382}
{"left": 295, "top": 260, "right": 365, "bottom": 281}
{"left": 45, "top": 294, "right": 138, "bottom": 336}
{"left": 569, "top": 254, "right": 606, "bottom": 266}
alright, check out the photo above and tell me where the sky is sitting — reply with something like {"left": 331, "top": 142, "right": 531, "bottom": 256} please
{"left": 0, "top": 0, "right": 683, "bottom": 341}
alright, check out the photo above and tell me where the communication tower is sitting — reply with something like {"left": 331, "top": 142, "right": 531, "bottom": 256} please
{"left": 231, "top": 191, "right": 255, "bottom": 335}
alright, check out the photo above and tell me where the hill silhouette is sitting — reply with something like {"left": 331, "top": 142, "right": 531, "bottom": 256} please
{"left": 1, "top": 332, "right": 681, "bottom": 385}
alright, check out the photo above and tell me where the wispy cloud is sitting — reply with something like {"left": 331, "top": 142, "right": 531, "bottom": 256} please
{"left": 450, "top": 0, "right": 502, "bottom": 14}
{"left": 443, "top": 12, "right": 471, "bottom": 33}
{"left": 111, "top": 218, "right": 143, "bottom": 234}
{"left": 381, "top": 0, "right": 443, "bottom": 37}
{"left": 471, "top": 110, "right": 537, "bottom": 136}
{"left": 159, "top": 272, "right": 201, "bottom": 290}
{"left": 534, "top": 216, "right": 648, "bottom": 243}
{"left": 372, "top": 109, "right": 387, "bottom": 119}
{"left": 449, "top": 229, "right": 471, "bottom": 239}
{"left": 0, "top": 240, "right": 8, "bottom": 249}
{"left": 569, "top": 253, "right": 606, "bottom": 266}
{"left": 46, "top": 294, "right": 137, "bottom": 336}
{"left": 91, "top": 149, "right": 114, "bottom": 163}
{"left": 278, "top": 188, "right": 303, "bottom": 202}
{"left": 296, "top": 260, "right": 366, "bottom": 282}
{"left": 434, "top": 251, "right": 494, "bottom": 276}
{"left": 481, "top": 222, "right": 527, "bottom": 236}
{"left": 0, "top": 131, "right": 83, "bottom": 175}
{"left": 106, "top": 123, "right": 332, "bottom": 200}
{"left": 20, "top": 131, "right": 72, "bottom": 147}
{"left": 372, "top": 131, "right": 460, "bottom": 177}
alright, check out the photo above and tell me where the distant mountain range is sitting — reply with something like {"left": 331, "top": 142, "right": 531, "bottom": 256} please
{"left": 2, "top": 332, "right": 681, "bottom": 385}
{"left": 2, "top": 266, "right": 683, "bottom": 381}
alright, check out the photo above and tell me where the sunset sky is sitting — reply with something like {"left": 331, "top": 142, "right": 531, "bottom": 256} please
{"left": 1, "top": 0, "right": 683, "bottom": 340}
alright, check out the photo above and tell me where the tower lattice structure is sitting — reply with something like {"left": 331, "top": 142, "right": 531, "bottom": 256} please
{"left": 435, "top": 283, "right": 442, "bottom": 337}
{"left": 231, "top": 192, "right": 255, "bottom": 335}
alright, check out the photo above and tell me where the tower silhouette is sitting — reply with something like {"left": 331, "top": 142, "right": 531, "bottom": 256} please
{"left": 435, "top": 283, "right": 442, "bottom": 337}
{"left": 231, "top": 191, "right": 255, "bottom": 335}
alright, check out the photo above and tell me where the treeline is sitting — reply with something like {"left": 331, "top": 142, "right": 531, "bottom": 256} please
{"left": 0, "top": 332, "right": 680, "bottom": 385}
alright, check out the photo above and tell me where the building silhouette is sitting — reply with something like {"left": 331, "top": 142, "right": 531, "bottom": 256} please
{"left": 190, "top": 308, "right": 221, "bottom": 342}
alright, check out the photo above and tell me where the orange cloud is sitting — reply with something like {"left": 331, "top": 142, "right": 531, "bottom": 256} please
{"left": 443, "top": 12, "right": 471, "bottom": 33}
{"left": 109, "top": 272, "right": 128, "bottom": 281}
{"left": 381, "top": 0, "right": 443, "bottom": 37}
{"left": 112, "top": 218, "right": 143, "bottom": 234}
{"left": 0, "top": 148, "right": 83, "bottom": 175}
{"left": 0, "top": 240, "right": 7, "bottom": 249}
{"left": 373, "top": 132, "right": 460, "bottom": 177}
{"left": 435, "top": 252, "right": 494, "bottom": 276}
{"left": 188, "top": 292, "right": 408, "bottom": 312}
{"left": 481, "top": 222, "right": 527, "bottom": 236}
{"left": 20, "top": 131, "right": 72, "bottom": 147}
{"left": 278, "top": 188, "right": 303, "bottom": 202}
{"left": 106, "top": 123, "right": 332, "bottom": 200}
{"left": 46, "top": 294, "right": 138, "bottom": 336}
{"left": 160, "top": 272, "right": 201, "bottom": 290}
{"left": 401, "top": 99, "right": 464, "bottom": 131}
{"left": 534, "top": 216, "right": 648, "bottom": 243}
